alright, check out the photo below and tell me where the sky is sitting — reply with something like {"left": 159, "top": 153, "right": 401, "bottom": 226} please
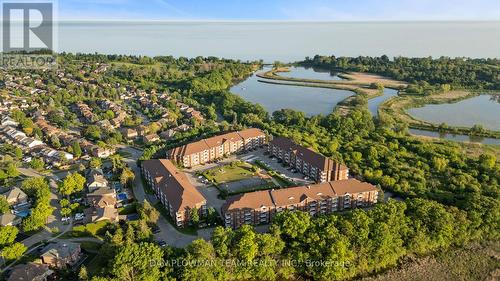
{"left": 58, "top": 0, "right": 500, "bottom": 21}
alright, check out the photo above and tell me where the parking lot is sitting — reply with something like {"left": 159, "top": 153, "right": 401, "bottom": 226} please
{"left": 183, "top": 147, "right": 315, "bottom": 214}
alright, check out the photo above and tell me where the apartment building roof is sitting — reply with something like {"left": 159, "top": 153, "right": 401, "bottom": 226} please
{"left": 329, "top": 178, "right": 378, "bottom": 195}
{"left": 142, "top": 159, "right": 206, "bottom": 213}
{"left": 169, "top": 128, "right": 265, "bottom": 157}
{"left": 222, "top": 190, "right": 274, "bottom": 211}
{"left": 270, "top": 182, "right": 337, "bottom": 206}
{"left": 236, "top": 128, "right": 266, "bottom": 139}
{"left": 270, "top": 136, "right": 347, "bottom": 171}
{"left": 222, "top": 179, "right": 377, "bottom": 213}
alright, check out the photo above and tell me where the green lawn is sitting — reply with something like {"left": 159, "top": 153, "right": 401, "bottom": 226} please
{"left": 202, "top": 161, "right": 257, "bottom": 184}
{"left": 118, "top": 203, "right": 138, "bottom": 215}
{"left": 61, "top": 221, "right": 111, "bottom": 238}
{"left": 80, "top": 241, "right": 103, "bottom": 253}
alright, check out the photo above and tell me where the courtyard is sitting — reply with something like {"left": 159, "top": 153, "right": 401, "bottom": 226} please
{"left": 201, "top": 161, "right": 279, "bottom": 194}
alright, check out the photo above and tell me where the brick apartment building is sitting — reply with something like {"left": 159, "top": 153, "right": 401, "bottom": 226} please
{"left": 268, "top": 136, "right": 348, "bottom": 182}
{"left": 221, "top": 178, "right": 379, "bottom": 229}
{"left": 167, "top": 128, "right": 266, "bottom": 168}
{"left": 142, "top": 159, "right": 207, "bottom": 227}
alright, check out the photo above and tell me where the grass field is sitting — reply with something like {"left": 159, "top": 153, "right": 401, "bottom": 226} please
{"left": 202, "top": 161, "right": 257, "bottom": 184}
{"left": 61, "top": 221, "right": 110, "bottom": 238}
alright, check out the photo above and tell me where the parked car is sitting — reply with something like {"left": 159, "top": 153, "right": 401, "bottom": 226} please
{"left": 74, "top": 213, "right": 85, "bottom": 221}
{"left": 61, "top": 216, "right": 70, "bottom": 222}
{"left": 152, "top": 225, "right": 161, "bottom": 234}
{"left": 157, "top": 240, "right": 167, "bottom": 247}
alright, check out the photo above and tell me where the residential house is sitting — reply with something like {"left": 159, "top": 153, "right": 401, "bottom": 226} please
{"left": 159, "top": 129, "right": 176, "bottom": 140}
{"left": 86, "top": 186, "right": 117, "bottom": 209}
{"left": 7, "top": 262, "right": 54, "bottom": 281}
{"left": 143, "top": 133, "right": 160, "bottom": 144}
{"left": 2, "top": 187, "right": 28, "bottom": 206}
{"left": 1, "top": 116, "right": 18, "bottom": 127}
{"left": 86, "top": 169, "right": 108, "bottom": 192}
{"left": 136, "top": 125, "right": 149, "bottom": 137}
{"left": 91, "top": 147, "right": 113, "bottom": 158}
{"left": 90, "top": 205, "right": 118, "bottom": 222}
{"left": 40, "top": 242, "right": 81, "bottom": 269}
{"left": 120, "top": 128, "right": 138, "bottom": 139}
{"left": 0, "top": 213, "right": 22, "bottom": 226}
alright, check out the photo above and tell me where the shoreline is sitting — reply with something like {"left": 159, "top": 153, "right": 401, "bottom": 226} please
{"left": 259, "top": 67, "right": 499, "bottom": 139}
{"left": 379, "top": 91, "right": 500, "bottom": 139}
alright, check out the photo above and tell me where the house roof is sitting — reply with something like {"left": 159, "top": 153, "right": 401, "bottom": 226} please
{"left": 142, "top": 159, "right": 206, "bottom": 213}
{"left": 7, "top": 262, "right": 53, "bottom": 281}
{"left": 41, "top": 241, "right": 80, "bottom": 260}
{"left": 0, "top": 213, "right": 19, "bottom": 226}
{"left": 92, "top": 206, "right": 118, "bottom": 222}
{"left": 86, "top": 169, "right": 108, "bottom": 186}
{"left": 143, "top": 134, "right": 159, "bottom": 141}
{"left": 2, "top": 187, "right": 27, "bottom": 202}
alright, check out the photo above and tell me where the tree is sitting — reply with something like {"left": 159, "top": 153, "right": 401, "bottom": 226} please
{"left": 138, "top": 200, "right": 159, "bottom": 224}
{"left": 58, "top": 173, "right": 86, "bottom": 196}
{"left": 89, "top": 157, "right": 102, "bottom": 169}
{"left": 78, "top": 265, "right": 89, "bottom": 281}
{"left": 0, "top": 226, "right": 18, "bottom": 247}
{"left": 479, "top": 154, "right": 496, "bottom": 170}
{"left": 211, "top": 226, "right": 233, "bottom": 258}
{"left": 111, "top": 242, "right": 164, "bottom": 281}
{"left": 72, "top": 141, "right": 82, "bottom": 158}
{"left": 29, "top": 157, "right": 45, "bottom": 170}
{"left": 0, "top": 196, "right": 10, "bottom": 214}
{"left": 84, "top": 125, "right": 102, "bottom": 140}
{"left": 21, "top": 177, "right": 50, "bottom": 198}
{"left": 14, "top": 147, "right": 22, "bottom": 160}
{"left": 110, "top": 154, "right": 125, "bottom": 172}
{"left": 190, "top": 207, "right": 200, "bottom": 226}
{"left": 1, "top": 242, "right": 26, "bottom": 261}
{"left": 120, "top": 167, "right": 135, "bottom": 188}
{"left": 233, "top": 225, "right": 258, "bottom": 263}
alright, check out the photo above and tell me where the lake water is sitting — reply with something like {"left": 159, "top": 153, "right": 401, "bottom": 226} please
{"left": 54, "top": 21, "right": 500, "bottom": 62}
{"left": 279, "top": 66, "right": 343, "bottom": 80}
{"left": 233, "top": 66, "right": 499, "bottom": 145}
{"left": 368, "top": 88, "right": 399, "bottom": 117}
{"left": 407, "top": 95, "right": 500, "bottom": 131}
{"left": 230, "top": 67, "right": 353, "bottom": 116}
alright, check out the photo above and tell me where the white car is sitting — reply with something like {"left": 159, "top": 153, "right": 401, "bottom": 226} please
{"left": 74, "top": 213, "right": 85, "bottom": 220}
{"left": 61, "top": 217, "right": 70, "bottom": 222}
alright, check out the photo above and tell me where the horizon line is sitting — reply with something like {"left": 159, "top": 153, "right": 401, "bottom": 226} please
{"left": 51, "top": 19, "right": 500, "bottom": 23}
